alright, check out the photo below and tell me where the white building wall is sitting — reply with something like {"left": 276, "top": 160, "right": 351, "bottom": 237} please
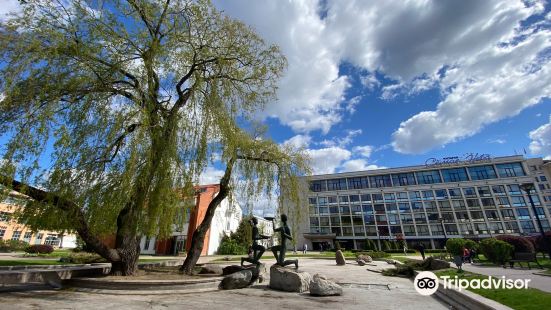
{"left": 207, "top": 198, "right": 242, "bottom": 255}
{"left": 139, "top": 236, "right": 157, "bottom": 254}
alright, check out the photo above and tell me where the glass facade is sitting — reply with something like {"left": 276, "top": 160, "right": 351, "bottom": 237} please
{"left": 305, "top": 158, "right": 551, "bottom": 250}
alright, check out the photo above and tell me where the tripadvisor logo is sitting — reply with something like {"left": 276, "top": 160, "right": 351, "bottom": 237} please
{"left": 414, "top": 271, "right": 531, "bottom": 296}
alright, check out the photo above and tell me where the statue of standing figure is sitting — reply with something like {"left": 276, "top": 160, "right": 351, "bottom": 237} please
{"left": 270, "top": 214, "right": 298, "bottom": 269}
{"left": 241, "top": 217, "right": 270, "bottom": 266}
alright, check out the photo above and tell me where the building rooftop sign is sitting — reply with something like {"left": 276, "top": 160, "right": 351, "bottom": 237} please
{"left": 425, "top": 153, "right": 491, "bottom": 168}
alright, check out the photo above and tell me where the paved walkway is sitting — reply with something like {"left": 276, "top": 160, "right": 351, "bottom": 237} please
{"left": 0, "top": 258, "right": 448, "bottom": 310}
{"left": 461, "top": 263, "right": 551, "bottom": 293}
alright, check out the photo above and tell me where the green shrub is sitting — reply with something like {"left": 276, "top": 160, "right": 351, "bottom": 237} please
{"left": 217, "top": 236, "right": 247, "bottom": 255}
{"left": 479, "top": 238, "right": 513, "bottom": 265}
{"left": 464, "top": 239, "right": 479, "bottom": 252}
{"left": 0, "top": 240, "right": 29, "bottom": 252}
{"left": 25, "top": 244, "right": 54, "bottom": 254}
{"left": 446, "top": 238, "right": 467, "bottom": 256}
{"left": 365, "top": 239, "right": 377, "bottom": 251}
{"left": 355, "top": 250, "right": 390, "bottom": 259}
{"left": 425, "top": 249, "right": 446, "bottom": 253}
{"left": 381, "top": 240, "right": 391, "bottom": 251}
{"left": 384, "top": 249, "right": 416, "bottom": 254}
{"left": 382, "top": 264, "right": 414, "bottom": 277}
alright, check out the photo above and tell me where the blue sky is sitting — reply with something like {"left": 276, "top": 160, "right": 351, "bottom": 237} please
{"left": 204, "top": 0, "right": 551, "bottom": 178}
{"left": 1, "top": 0, "right": 551, "bottom": 181}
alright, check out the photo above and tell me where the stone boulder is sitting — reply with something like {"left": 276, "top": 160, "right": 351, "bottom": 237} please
{"left": 309, "top": 274, "right": 343, "bottom": 296}
{"left": 422, "top": 257, "right": 450, "bottom": 271}
{"left": 219, "top": 269, "right": 252, "bottom": 290}
{"left": 199, "top": 264, "right": 223, "bottom": 275}
{"left": 335, "top": 250, "right": 346, "bottom": 265}
{"left": 356, "top": 259, "right": 366, "bottom": 266}
{"left": 357, "top": 254, "right": 373, "bottom": 263}
{"left": 222, "top": 265, "right": 246, "bottom": 276}
{"left": 269, "top": 265, "right": 312, "bottom": 293}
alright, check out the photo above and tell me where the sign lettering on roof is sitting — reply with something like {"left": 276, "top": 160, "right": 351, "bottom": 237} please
{"left": 425, "top": 153, "right": 491, "bottom": 168}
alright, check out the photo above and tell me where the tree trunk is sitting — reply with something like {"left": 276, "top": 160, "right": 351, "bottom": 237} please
{"left": 109, "top": 203, "right": 141, "bottom": 276}
{"left": 180, "top": 158, "right": 234, "bottom": 274}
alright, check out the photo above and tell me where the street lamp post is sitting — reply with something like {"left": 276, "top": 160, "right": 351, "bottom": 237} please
{"left": 520, "top": 183, "right": 551, "bottom": 259}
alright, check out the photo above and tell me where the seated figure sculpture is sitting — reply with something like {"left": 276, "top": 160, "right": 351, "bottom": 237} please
{"left": 270, "top": 214, "right": 298, "bottom": 269}
{"left": 241, "top": 217, "right": 270, "bottom": 266}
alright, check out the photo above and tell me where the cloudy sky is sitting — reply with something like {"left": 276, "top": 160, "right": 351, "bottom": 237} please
{"left": 2, "top": 1, "right": 551, "bottom": 182}
{"left": 208, "top": 0, "right": 551, "bottom": 177}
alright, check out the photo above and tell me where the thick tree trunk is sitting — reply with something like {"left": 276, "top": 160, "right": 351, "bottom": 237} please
{"left": 110, "top": 235, "right": 141, "bottom": 276}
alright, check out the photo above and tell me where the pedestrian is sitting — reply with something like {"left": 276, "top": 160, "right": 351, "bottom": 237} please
{"left": 417, "top": 243, "right": 426, "bottom": 260}
{"left": 403, "top": 243, "right": 408, "bottom": 256}
{"left": 463, "top": 247, "right": 471, "bottom": 263}
{"left": 303, "top": 243, "right": 307, "bottom": 254}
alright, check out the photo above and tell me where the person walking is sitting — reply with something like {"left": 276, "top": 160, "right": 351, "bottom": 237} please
{"left": 303, "top": 243, "right": 307, "bottom": 254}
{"left": 417, "top": 243, "right": 426, "bottom": 260}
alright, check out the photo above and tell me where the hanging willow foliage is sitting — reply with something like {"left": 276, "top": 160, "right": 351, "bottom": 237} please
{"left": 0, "top": 0, "right": 309, "bottom": 275}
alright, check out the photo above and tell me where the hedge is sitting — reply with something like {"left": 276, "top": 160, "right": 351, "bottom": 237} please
{"left": 495, "top": 235, "right": 534, "bottom": 253}
{"left": 0, "top": 240, "right": 29, "bottom": 252}
{"left": 25, "top": 244, "right": 54, "bottom": 254}
{"left": 479, "top": 238, "right": 513, "bottom": 265}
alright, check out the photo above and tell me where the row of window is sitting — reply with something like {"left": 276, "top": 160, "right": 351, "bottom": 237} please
{"left": 310, "top": 162, "right": 526, "bottom": 191}
{"left": 309, "top": 185, "right": 538, "bottom": 206}
{"left": 0, "top": 229, "right": 57, "bottom": 245}
{"left": 310, "top": 219, "right": 547, "bottom": 237}
{"left": 310, "top": 207, "right": 546, "bottom": 227}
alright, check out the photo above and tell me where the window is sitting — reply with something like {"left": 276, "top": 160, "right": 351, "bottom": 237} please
{"left": 330, "top": 216, "right": 340, "bottom": 225}
{"left": 339, "top": 196, "right": 349, "bottom": 203}
{"left": 540, "top": 176, "right": 548, "bottom": 182}
{"left": 485, "top": 210, "right": 499, "bottom": 220}
{"left": 511, "top": 196, "right": 526, "bottom": 207}
{"left": 417, "top": 225, "right": 430, "bottom": 236}
{"left": 363, "top": 214, "right": 374, "bottom": 225}
{"left": 468, "top": 165, "right": 497, "bottom": 180}
{"left": 0, "top": 212, "right": 11, "bottom": 222}
{"left": 516, "top": 208, "right": 531, "bottom": 220}
{"left": 403, "top": 225, "right": 416, "bottom": 236}
{"left": 462, "top": 187, "right": 477, "bottom": 197}
{"left": 349, "top": 195, "right": 360, "bottom": 203}
{"left": 340, "top": 205, "right": 350, "bottom": 214}
{"left": 319, "top": 207, "right": 329, "bottom": 215}
{"left": 318, "top": 197, "right": 328, "bottom": 205}
{"left": 441, "top": 212, "right": 455, "bottom": 223}
{"left": 310, "top": 180, "right": 326, "bottom": 192}
{"left": 481, "top": 198, "right": 495, "bottom": 207}
{"left": 341, "top": 216, "right": 352, "bottom": 225}
{"left": 361, "top": 194, "right": 371, "bottom": 202}
{"left": 411, "top": 202, "right": 424, "bottom": 211}
{"left": 400, "top": 214, "right": 413, "bottom": 223}
{"left": 520, "top": 220, "right": 536, "bottom": 233}
{"left": 342, "top": 227, "right": 353, "bottom": 236}
{"left": 388, "top": 214, "right": 400, "bottom": 225}
{"left": 448, "top": 188, "right": 462, "bottom": 198}
{"left": 489, "top": 222, "right": 504, "bottom": 233}
{"left": 441, "top": 167, "right": 469, "bottom": 182}
{"left": 308, "top": 197, "right": 317, "bottom": 205}
{"left": 466, "top": 199, "right": 480, "bottom": 208}
{"left": 539, "top": 184, "right": 546, "bottom": 191}
{"left": 492, "top": 185, "right": 506, "bottom": 195}
{"left": 396, "top": 192, "right": 409, "bottom": 201}
{"left": 369, "top": 174, "right": 392, "bottom": 188}
{"left": 430, "top": 224, "right": 443, "bottom": 235}
{"left": 374, "top": 204, "right": 385, "bottom": 214}
{"left": 439, "top": 200, "right": 451, "bottom": 209}
{"left": 425, "top": 201, "right": 438, "bottom": 212}
{"left": 327, "top": 196, "right": 337, "bottom": 204}
{"left": 398, "top": 203, "right": 411, "bottom": 213}
{"left": 500, "top": 209, "right": 515, "bottom": 220}
{"left": 372, "top": 193, "right": 384, "bottom": 203}
{"left": 23, "top": 232, "right": 32, "bottom": 242}
{"left": 496, "top": 162, "right": 525, "bottom": 178}
{"left": 414, "top": 213, "right": 427, "bottom": 223}
{"left": 435, "top": 189, "right": 448, "bottom": 199}
{"left": 477, "top": 186, "right": 491, "bottom": 197}
{"left": 362, "top": 204, "right": 373, "bottom": 214}
{"left": 408, "top": 191, "right": 422, "bottom": 201}
{"left": 504, "top": 221, "right": 520, "bottom": 233}
{"left": 391, "top": 173, "right": 416, "bottom": 186}
{"left": 351, "top": 205, "right": 361, "bottom": 214}
{"left": 320, "top": 217, "right": 330, "bottom": 226}
{"left": 384, "top": 193, "right": 396, "bottom": 202}
{"left": 455, "top": 211, "right": 469, "bottom": 221}
{"left": 327, "top": 178, "right": 348, "bottom": 191}
{"left": 347, "top": 177, "right": 369, "bottom": 189}
{"left": 508, "top": 184, "right": 522, "bottom": 195}
{"left": 0, "top": 227, "right": 6, "bottom": 238}
{"left": 452, "top": 200, "right": 466, "bottom": 209}
{"left": 497, "top": 197, "right": 510, "bottom": 207}
{"left": 471, "top": 211, "right": 485, "bottom": 221}
{"left": 416, "top": 170, "right": 442, "bottom": 184}
{"left": 422, "top": 190, "right": 434, "bottom": 200}
{"left": 11, "top": 231, "right": 21, "bottom": 240}
{"left": 386, "top": 203, "right": 398, "bottom": 213}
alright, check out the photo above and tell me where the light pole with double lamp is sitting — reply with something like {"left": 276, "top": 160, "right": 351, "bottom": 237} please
{"left": 520, "top": 183, "right": 551, "bottom": 259}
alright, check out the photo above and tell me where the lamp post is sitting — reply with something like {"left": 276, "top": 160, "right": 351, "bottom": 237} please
{"left": 520, "top": 183, "right": 551, "bottom": 259}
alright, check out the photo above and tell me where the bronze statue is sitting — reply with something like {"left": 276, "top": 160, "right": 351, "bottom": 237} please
{"left": 241, "top": 217, "right": 270, "bottom": 266}
{"left": 270, "top": 214, "right": 298, "bottom": 268}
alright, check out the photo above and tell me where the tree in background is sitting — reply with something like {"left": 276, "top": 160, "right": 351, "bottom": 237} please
{"left": 0, "top": 0, "right": 295, "bottom": 275}
{"left": 216, "top": 216, "right": 252, "bottom": 255}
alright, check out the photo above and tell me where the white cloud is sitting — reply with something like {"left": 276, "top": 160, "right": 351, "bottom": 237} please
{"left": 307, "top": 147, "right": 351, "bottom": 174}
{"left": 487, "top": 138, "right": 507, "bottom": 144}
{"left": 282, "top": 134, "right": 312, "bottom": 149}
{"left": 346, "top": 96, "right": 361, "bottom": 114}
{"left": 352, "top": 145, "right": 373, "bottom": 158}
{"left": 360, "top": 73, "right": 380, "bottom": 91}
{"left": 529, "top": 115, "right": 551, "bottom": 159}
{"left": 199, "top": 166, "right": 224, "bottom": 185}
{"left": 340, "top": 159, "right": 383, "bottom": 172}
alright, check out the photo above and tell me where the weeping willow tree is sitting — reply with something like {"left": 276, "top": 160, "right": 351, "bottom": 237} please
{"left": 0, "top": 0, "right": 302, "bottom": 275}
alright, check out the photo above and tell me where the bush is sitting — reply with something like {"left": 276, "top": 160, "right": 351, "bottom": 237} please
{"left": 25, "top": 244, "right": 54, "bottom": 254}
{"left": 60, "top": 252, "right": 107, "bottom": 264}
{"left": 382, "top": 264, "right": 414, "bottom": 277}
{"left": 0, "top": 240, "right": 29, "bottom": 252}
{"left": 495, "top": 235, "right": 534, "bottom": 253}
{"left": 217, "top": 236, "right": 247, "bottom": 255}
{"left": 355, "top": 251, "right": 390, "bottom": 259}
{"left": 381, "top": 240, "right": 391, "bottom": 251}
{"left": 446, "top": 238, "right": 466, "bottom": 256}
{"left": 425, "top": 249, "right": 446, "bottom": 253}
{"left": 365, "top": 239, "right": 377, "bottom": 251}
{"left": 479, "top": 238, "right": 513, "bottom": 265}
{"left": 535, "top": 231, "right": 551, "bottom": 255}
{"left": 383, "top": 249, "right": 416, "bottom": 254}
{"left": 464, "top": 239, "right": 479, "bottom": 252}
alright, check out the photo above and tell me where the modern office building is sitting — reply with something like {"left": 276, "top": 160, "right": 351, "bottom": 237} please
{"left": 298, "top": 155, "right": 551, "bottom": 250}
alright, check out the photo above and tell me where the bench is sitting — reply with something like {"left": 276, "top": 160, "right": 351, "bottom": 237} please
{"left": 509, "top": 252, "right": 543, "bottom": 269}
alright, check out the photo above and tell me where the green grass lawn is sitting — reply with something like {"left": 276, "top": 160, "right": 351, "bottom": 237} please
{"left": 435, "top": 269, "right": 551, "bottom": 310}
